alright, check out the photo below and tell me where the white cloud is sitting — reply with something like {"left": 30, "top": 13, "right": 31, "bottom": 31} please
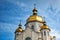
{"left": 16, "top": 1, "right": 27, "bottom": 7}
{"left": 0, "top": 22, "right": 17, "bottom": 32}
{"left": 6, "top": 0, "right": 30, "bottom": 11}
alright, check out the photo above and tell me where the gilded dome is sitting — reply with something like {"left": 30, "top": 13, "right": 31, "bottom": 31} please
{"left": 40, "top": 21, "right": 50, "bottom": 31}
{"left": 16, "top": 27, "right": 23, "bottom": 32}
{"left": 15, "top": 23, "right": 23, "bottom": 32}
{"left": 27, "top": 5, "right": 43, "bottom": 23}
{"left": 41, "top": 25, "right": 49, "bottom": 29}
{"left": 27, "top": 15, "right": 43, "bottom": 22}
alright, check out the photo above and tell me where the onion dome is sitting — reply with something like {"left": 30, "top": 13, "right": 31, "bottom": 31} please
{"left": 27, "top": 15, "right": 42, "bottom": 23}
{"left": 40, "top": 21, "right": 50, "bottom": 31}
{"left": 15, "top": 21, "right": 23, "bottom": 33}
{"left": 27, "top": 4, "right": 43, "bottom": 23}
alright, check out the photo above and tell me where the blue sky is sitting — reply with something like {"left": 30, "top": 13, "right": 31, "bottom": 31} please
{"left": 0, "top": 0, "right": 60, "bottom": 40}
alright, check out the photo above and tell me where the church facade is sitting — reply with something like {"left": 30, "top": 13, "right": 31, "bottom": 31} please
{"left": 14, "top": 5, "right": 56, "bottom": 40}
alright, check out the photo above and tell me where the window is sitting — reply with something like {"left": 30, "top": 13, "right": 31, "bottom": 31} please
{"left": 41, "top": 32, "right": 43, "bottom": 37}
{"left": 47, "top": 31, "right": 49, "bottom": 35}
{"left": 31, "top": 25, "right": 34, "bottom": 30}
{"left": 44, "top": 31, "right": 46, "bottom": 36}
{"left": 25, "top": 37, "right": 31, "bottom": 40}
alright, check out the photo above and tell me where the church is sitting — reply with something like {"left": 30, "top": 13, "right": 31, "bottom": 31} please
{"left": 14, "top": 5, "right": 56, "bottom": 40}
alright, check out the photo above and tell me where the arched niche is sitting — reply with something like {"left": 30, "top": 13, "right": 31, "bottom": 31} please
{"left": 25, "top": 37, "right": 32, "bottom": 40}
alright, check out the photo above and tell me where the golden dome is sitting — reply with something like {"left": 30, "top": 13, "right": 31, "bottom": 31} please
{"left": 26, "top": 4, "right": 43, "bottom": 23}
{"left": 41, "top": 23, "right": 49, "bottom": 29}
{"left": 15, "top": 22, "right": 23, "bottom": 32}
{"left": 27, "top": 15, "right": 43, "bottom": 22}
{"left": 40, "top": 21, "right": 50, "bottom": 31}
{"left": 16, "top": 26, "right": 23, "bottom": 32}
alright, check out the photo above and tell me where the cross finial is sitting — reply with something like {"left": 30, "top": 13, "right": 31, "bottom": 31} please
{"left": 34, "top": 3, "right": 36, "bottom": 8}
{"left": 20, "top": 20, "right": 21, "bottom": 25}
{"left": 19, "top": 20, "right": 22, "bottom": 26}
{"left": 43, "top": 17, "right": 46, "bottom": 25}
{"left": 44, "top": 17, "right": 45, "bottom": 21}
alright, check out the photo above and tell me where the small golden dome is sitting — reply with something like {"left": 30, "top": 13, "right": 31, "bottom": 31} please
{"left": 27, "top": 15, "right": 43, "bottom": 23}
{"left": 40, "top": 21, "right": 50, "bottom": 31}
{"left": 15, "top": 26, "right": 23, "bottom": 32}
{"left": 41, "top": 24, "right": 49, "bottom": 29}
{"left": 15, "top": 22, "right": 23, "bottom": 32}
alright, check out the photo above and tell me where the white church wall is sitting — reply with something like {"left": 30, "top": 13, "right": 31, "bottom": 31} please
{"left": 15, "top": 32, "right": 23, "bottom": 40}
{"left": 23, "top": 27, "right": 32, "bottom": 40}
{"left": 25, "top": 22, "right": 43, "bottom": 32}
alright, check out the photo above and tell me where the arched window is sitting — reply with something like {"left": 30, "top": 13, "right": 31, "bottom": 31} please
{"left": 25, "top": 37, "right": 31, "bottom": 40}
{"left": 31, "top": 25, "right": 34, "bottom": 30}
{"left": 41, "top": 32, "right": 43, "bottom": 37}
{"left": 47, "top": 31, "right": 49, "bottom": 35}
{"left": 44, "top": 31, "right": 46, "bottom": 36}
